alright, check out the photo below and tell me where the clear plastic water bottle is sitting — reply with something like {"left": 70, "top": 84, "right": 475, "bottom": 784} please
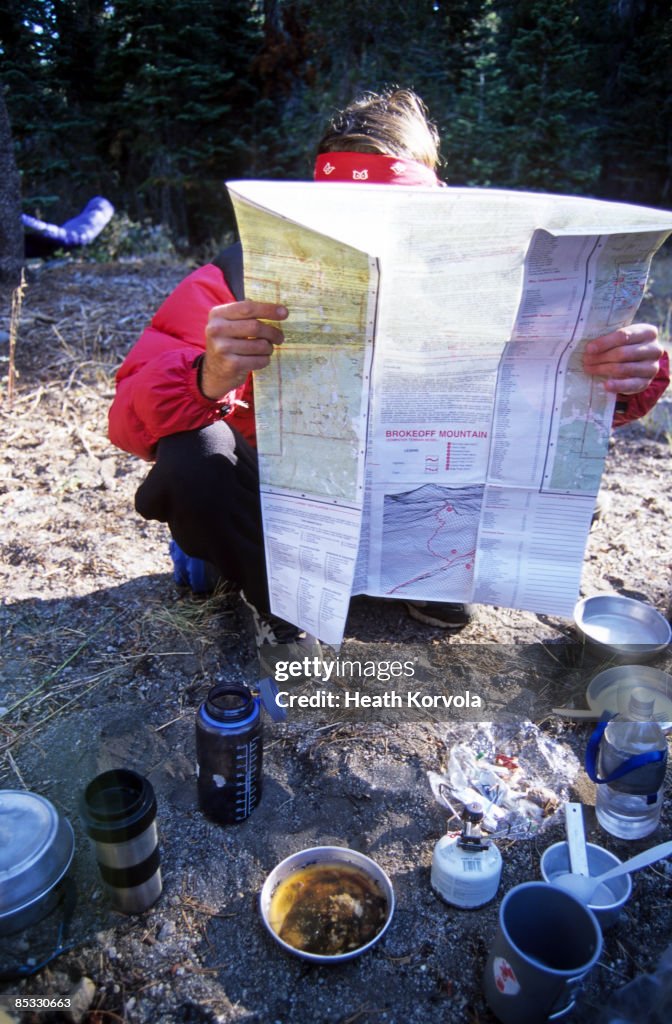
{"left": 589, "top": 688, "right": 668, "bottom": 840}
{"left": 195, "top": 683, "right": 263, "bottom": 824}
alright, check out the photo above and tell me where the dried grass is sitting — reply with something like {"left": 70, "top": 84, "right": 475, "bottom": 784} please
{"left": 0, "top": 257, "right": 241, "bottom": 777}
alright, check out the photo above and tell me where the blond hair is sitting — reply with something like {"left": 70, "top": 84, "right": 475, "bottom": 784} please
{"left": 317, "top": 89, "right": 440, "bottom": 171}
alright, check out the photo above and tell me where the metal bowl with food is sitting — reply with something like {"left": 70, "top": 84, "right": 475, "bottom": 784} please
{"left": 574, "top": 594, "right": 671, "bottom": 662}
{"left": 0, "top": 790, "right": 75, "bottom": 936}
{"left": 260, "top": 846, "right": 395, "bottom": 964}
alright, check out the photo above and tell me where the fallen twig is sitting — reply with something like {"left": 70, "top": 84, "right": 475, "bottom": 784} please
{"left": 5, "top": 268, "right": 27, "bottom": 404}
{"left": 6, "top": 749, "right": 27, "bottom": 788}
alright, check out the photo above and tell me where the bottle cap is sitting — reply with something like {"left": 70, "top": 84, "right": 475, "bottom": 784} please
{"left": 627, "top": 687, "right": 655, "bottom": 720}
{"left": 256, "top": 677, "right": 287, "bottom": 722}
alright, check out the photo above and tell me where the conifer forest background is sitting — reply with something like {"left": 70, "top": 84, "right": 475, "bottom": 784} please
{"left": 2, "top": 0, "right": 672, "bottom": 252}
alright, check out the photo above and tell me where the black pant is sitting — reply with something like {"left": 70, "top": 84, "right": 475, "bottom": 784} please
{"left": 134, "top": 421, "right": 270, "bottom": 611}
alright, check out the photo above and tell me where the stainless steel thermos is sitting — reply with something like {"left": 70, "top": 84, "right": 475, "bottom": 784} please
{"left": 80, "top": 769, "right": 162, "bottom": 914}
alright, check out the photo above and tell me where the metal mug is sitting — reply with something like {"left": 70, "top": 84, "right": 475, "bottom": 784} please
{"left": 483, "top": 881, "right": 602, "bottom": 1024}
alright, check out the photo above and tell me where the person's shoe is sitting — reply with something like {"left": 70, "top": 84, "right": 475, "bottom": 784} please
{"left": 404, "top": 600, "right": 474, "bottom": 630}
{"left": 249, "top": 605, "right": 307, "bottom": 647}
{"left": 241, "top": 594, "right": 324, "bottom": 682}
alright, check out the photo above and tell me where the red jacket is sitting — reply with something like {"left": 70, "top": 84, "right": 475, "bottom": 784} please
{"left": 108, "top": 264, "right": 670, "bottom": 460}
{"left": 109, "top": 264, "right": 256, "bottom": 459}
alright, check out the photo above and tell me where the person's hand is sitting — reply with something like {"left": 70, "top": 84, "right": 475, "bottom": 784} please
{"left": 583, "top": 323, "right": 662, "bottom": 395}
{"left": 200, "top": 300, "right": 288, "bottom": 400}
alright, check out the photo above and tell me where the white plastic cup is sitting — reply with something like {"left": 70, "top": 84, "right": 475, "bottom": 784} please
{"left": 540, "top": 841, "right": 631, "bottom": 930}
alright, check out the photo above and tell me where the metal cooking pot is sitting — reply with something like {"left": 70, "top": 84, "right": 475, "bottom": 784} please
{"left": 0, "top": 790, "right": 75, "bottom": 936}
{"left": 574, "top": 594, "right": 671, "bottom": 663}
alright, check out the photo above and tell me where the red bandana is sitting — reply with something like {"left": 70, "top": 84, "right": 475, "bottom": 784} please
{"left": 314, "top": 152, "right": 440, "bottom": 186}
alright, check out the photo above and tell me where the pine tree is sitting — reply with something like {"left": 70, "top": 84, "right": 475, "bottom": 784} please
{"left": 595, "top": 0, "right": 672, "bottom": 205}
{"left": 437, "top": 2, "right": 509, "bottom": 186}
{"left": 98, "top": 0, "right": 264, "bottom": 244}
{"left": 1, "top": 1, "right": 110, "bottom": 217}
{"left": 490, "top": 0, "right": 602, "bottom": 194}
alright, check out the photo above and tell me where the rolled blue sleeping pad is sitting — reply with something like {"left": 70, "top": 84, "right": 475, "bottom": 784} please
{"left": 22, "top": 197, "right": 114, "bottom": 247}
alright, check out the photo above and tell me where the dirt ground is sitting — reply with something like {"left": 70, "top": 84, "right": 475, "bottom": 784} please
{"left": 1, "top": 257, "right": 671, "bottom": 1024}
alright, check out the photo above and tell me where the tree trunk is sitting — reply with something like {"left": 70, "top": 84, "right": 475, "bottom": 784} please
{"left": 0, "top": 87, "right": 23, "bottom": 293}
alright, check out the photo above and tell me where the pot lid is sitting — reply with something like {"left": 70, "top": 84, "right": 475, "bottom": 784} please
{"left": 0, "top": 790, "right": 75, "bottom": 918}
{"left": 587, "top": 666, "right": 672, "bottom": 729}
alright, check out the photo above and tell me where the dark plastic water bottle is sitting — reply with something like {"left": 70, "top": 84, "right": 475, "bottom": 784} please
{"left": 195, "top": 683, "right": 263, "bottom": 824}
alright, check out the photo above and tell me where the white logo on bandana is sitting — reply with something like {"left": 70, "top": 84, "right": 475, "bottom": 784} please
{"left": 352, "top": 169, "right": 369, "bottom": 180}
{"left": 390, "top": 162, "right": 406, "bottom": 175}
{"left": 322, "top": 162, "right": 335, "bottom": 175}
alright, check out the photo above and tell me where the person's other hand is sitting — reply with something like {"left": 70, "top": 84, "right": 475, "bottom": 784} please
{"left": 583, "top": 323, "right": 662, "bottom": 395}
{"left": 201, "top": 300, "right": 288, "bottom": 399}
